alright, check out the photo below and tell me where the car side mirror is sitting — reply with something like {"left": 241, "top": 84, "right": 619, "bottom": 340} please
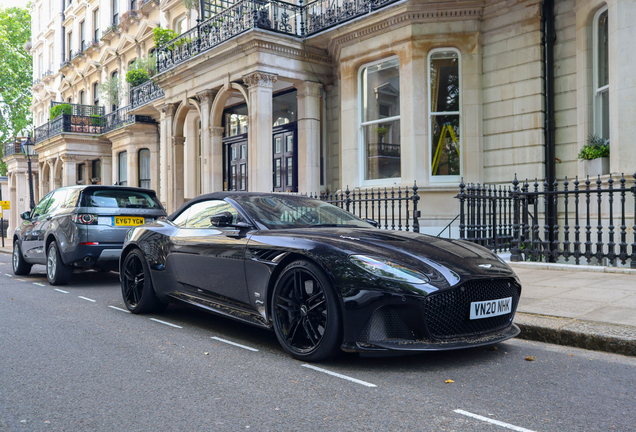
{"left": 365, "top": 218, "right": 379, "bottom": 228}
{"left": 210, "top": 212, "right": 233, "bottom": 227}
{"left": 20, "top": 211, "right": 32, "bottom": 221}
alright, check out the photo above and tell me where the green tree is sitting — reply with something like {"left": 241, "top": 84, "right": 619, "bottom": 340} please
{"left": 0, "top": 5, "right": 32, "bottom": 175}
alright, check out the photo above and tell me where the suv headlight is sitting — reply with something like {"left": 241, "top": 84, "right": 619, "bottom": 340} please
{"left": 349, "top": 255, "right": 429, "bottom": 284}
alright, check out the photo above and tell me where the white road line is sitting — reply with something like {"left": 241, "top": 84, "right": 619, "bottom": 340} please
{"left": 453, "top": 410, "right": 537, "bottom": 432}
{"left": 13, "top": 279, "right": 25, "bottom": 282}
{"left": 301, "top": 364, "right": 377, "bottom": 388}
{"left": 210, "top": 336, "right": 259, "bottom": 352}
{"left": 149, "top": 318, "right": 182, "bottom": 328}
{"left": 54, "top": 289, "right": 69, "bottom": 294}
{"left": 4, "top": 274, "right": 12, "bottom": 277}
{"left": 108, "top": 306, "right": 131, "bottom": 314}
{"left": 78, "top": 296, "right": 96, "bottom": 303}
{"left": 33, "top": 282, "right": 45, "bottom": 286}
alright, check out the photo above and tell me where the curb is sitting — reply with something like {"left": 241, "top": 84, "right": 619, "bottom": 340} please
{"left": 514, "top": 313, "right": 636, "bottom": 356}
{"left": 508, "top": 261, "right": 636, "bottom": 275}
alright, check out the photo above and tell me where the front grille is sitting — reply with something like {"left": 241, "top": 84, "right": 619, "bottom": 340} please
{"left": 422, "top": 278, "right": 520, "bottom": 340}
{"left": 359, "top": 307, "right": 417, "bottom": 342}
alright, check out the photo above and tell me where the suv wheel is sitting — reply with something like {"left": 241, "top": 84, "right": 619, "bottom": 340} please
{"left": 46, "top": 241, "right": 72, "bottom": 286}
{"left": 12, "top": 241, "right": 32, "bottom": 276}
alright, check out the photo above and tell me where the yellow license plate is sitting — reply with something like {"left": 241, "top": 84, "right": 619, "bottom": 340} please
{"left": 114, "top": 216, "right": 145, "bottom": 226}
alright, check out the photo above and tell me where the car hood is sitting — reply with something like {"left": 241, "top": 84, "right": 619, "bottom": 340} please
{"left": 262, "top": 227, "right": 515, "bottom": 280}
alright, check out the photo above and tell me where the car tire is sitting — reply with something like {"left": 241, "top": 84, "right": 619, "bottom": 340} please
{"left": 121, "top": 249, "right": 168, "bottom": 314}
{"left": 271, "top": 260, "right": 342, "bottom": 362}
{"left": 46, "top": 241, "right": 72, "bottom": 286}
{"left": 12, "top": 241, "right": 32, "bottom": 276}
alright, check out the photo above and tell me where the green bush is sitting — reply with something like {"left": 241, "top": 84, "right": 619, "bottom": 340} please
{"left": 152, "top": 27, "right": 178, "bottom": 48}
{"left": 90, "top": 115, "right": 103, "bottom": 127}
{"left": 578, "top": 133, "right": 610, "bottom": 160}
{"left": 126, "top": 68, "right": 150, "bottom": 87}
{"left": 50, "top": 104, "right": 72, "bottom": 120}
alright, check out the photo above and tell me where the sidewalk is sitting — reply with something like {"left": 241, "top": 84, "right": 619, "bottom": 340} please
{"left": 1, "top": 237, "right": 634, "bottom": 355}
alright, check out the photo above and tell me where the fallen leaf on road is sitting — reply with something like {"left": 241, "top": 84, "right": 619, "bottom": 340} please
{"left": 525, "top": 356, "right": 535, "bottom": 361}
{"left": 489, "top": 346, "right": 498, "bottom": 351}
{"left": 204, "top": 352, "right": 209, "bottom": 355}
{"left": 445, "top": 379, "right": 455, "bottom": 383}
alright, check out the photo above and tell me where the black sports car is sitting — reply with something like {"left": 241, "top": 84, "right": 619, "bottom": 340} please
{"left": 120, "top": 192, "right": 521, "bottom": 361}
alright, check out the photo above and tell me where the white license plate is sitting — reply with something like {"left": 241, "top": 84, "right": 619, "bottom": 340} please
{"left": 470, "top": 297, "right": 512, "bottom": 320}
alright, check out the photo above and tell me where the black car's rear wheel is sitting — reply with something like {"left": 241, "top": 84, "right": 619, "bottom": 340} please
{"left": 121, "top": 249, "right": 167, "bottom": 314}
{"left": 12, "top": 241, "right": 32, "bottom": 276}
{"left": 272, "top": 260, "right": 342, "bottom": 362}
{"left": 46, "top": 241, "right": 72, "bottom": 285}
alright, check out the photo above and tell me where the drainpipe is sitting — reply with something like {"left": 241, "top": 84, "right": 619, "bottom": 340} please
{"left": 543, "top": 0, "right": 557, "bottom": 260}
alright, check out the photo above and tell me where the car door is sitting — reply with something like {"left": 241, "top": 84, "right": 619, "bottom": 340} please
{"left": 20, "top": 192, "right": 53, "bottom": 262}
{"left": 171, "top": 199, "right": 251, "bottom": 306}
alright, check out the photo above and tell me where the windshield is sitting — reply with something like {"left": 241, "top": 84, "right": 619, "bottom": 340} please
{"left": 81, "top": 189, "right": 163, "bottom": 209}
{"left": 235, "top": 195, "right": 374, "bottom": 230}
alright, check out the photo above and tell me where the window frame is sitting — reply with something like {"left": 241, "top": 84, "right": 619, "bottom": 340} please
{"left": 138, "top": 148, "right": 151, "bottom": 189}
{"left": 357, "top": 55, "right": 402, "bottom": 187}
{"left": 118, "top": 150, "right": 127, "bottom": 186}
{"left": 427, "top": 47, "right": 463, "bottom": 183}
{"left": 592, "top": 5, "right": 609, "bottom": 142}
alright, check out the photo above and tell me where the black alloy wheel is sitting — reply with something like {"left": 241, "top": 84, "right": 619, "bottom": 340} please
{"left": 12, "top": 241, "right": 32, "bottom": 276}
{"left": 46, "top": 241, "right": 72, "bottom": 286}
{"left": 121, "top": 249, "right": 167, "bottom": 314}
{"left": 272, "top": 260, "right": 342, "bottom": 362}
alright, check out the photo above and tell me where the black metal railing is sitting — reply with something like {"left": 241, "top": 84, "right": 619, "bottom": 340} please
{"left": 70, "top": 49, "right": 83, "bottom": 61}
{"left": 102, "top": 105, "right": 156, "bottom": 134}
{"left": 3, "top": 138, "right": 27, "bottom": 157}
{"left": 309, "top": 182, "right": 421, "bottom": 232}
{"left": 51, "top": 101, "right": 105, "bottom": 117}
{"left": 34, "top": 114, "right": 104, "bottom": 143}
{"left": 156, "top": 0, "right": 401, "bottom": 74}
{"left": 130, "top": 80, "right": 165, "bottom": 109}
{"left": 458, "top": 174, "right": 636, "bottom": 268}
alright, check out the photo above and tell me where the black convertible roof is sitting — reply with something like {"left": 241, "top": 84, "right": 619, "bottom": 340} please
{"left": 167, "top": 192, "right": 311, "bottom": 221}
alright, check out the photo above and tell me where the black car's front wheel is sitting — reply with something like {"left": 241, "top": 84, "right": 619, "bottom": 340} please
{"left": 121, "top": 249, "right": 167, "bottom": 314}
{"left": 12, "top": 241, "right": 32, "bottom": 276}
{"left": 46, "top": 241, "right": 72, "bottom": 285}
{"left": 272, "top": 260, "right": 342, "bottom": 362}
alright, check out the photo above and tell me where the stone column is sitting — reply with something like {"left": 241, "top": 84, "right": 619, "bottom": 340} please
{"left": 172, "top": 136, "right": 185, "bottom": 211}
{"left": 47, "top": 159, "right": 56, "bottom": 191}
{"left": 128, "top": 148, "right": 138, "bottom": 187}
{"left": 159, "top": 103, "right": 177, "bottom": 210}
{"left": 101, "top": 156, "right": 113, "bottom": 186}
{"left": 243, "top": 72, "right": 277, "bottom": 192}
{"left": 60, "top": 155, "right": 77, "bottom": 187}
{"left": 209, "top": 126, "right": 225, "bottom": 192}
{"left": 38, "top": 162, "right": 46, "bottom": 197}
{"left": 197, "top": 90, "right": 214, "bottom": 194}
{"left": 294, "top": 81, "right": 322, "bottom": 194}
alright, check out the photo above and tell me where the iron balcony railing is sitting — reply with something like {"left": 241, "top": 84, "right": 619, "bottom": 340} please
{"left": 51, "top": 101, "right": 105, "bottom": 117}
{"left": 102, "top": 105, "right": 156, "bottom": 134}
{"left": 309, "top": 182, "right": 421, "bottom": 232}
{"left": 156, "top": 0, "right": 401, "bottom": 74}
{"left": 3, "top": 138, "right": 28, "bottom": 157}
{"left": 457, "top": 174, "right": 636, "bottom": 268}
{"left": 130, "top": 80, "right": 165, "bottom": 110}
{"left": 34, "top": 114, "right": 104, "bottom": 143}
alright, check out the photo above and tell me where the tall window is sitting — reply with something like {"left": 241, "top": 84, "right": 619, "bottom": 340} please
{"left": 138, "top": 149, "right": 150, "bottom": 188}
{"left": 92, "top": 159, "right": 101, "bottom": 183}
{"left": 113, "top": 0, "right": 119, "bottom": 25}
{"left": 48, "top": 44, "right": 54, "bottom": 70}
{"left": 93, "top": 82, "right": 99, "bottom": 105}
{"left": 359, "top": 57, "right": 401, "bottom": 182}
{"left": 38, "top": 53, "right": 43, "bottom": 77}
{"left": 593, "top": 7, "right": 609, "bottom": 142}
{"left": 118, "top": 151, "right": 127, "bottom": 186}
{"left": 38, "top": 5, "right": 42, "bottom": 32}
{"left": 111, "top": 71, "right": 119, "bottom": 111}
{"left": 94, "top": 9, "right": 100, "bottom": 41}
{"left": 175, "top": 16, "right": 187, "bottom": 34}
{"left": 79, "top": 90, "right": 85, "bottom": 105}
{"left": 80, "top": 21, "right": 85, "bottom": 51}
{"left": 68, "top": 31, "right": 73, "bottom": 57}
{"left": 429, "top": 48, "right": 461, "bottom": 179}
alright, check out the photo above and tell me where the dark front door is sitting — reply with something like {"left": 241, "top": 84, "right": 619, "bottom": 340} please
{"left": 223, "top": 134, "right": 248, "bottom": 191}
{"left": 272, "top": 124, "right": 297, "bottom": 192}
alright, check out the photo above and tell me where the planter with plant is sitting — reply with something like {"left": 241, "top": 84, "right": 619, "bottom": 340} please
{"left": 579, "top": 133, "right": 609, "bottom": 177}
{"left": 152, "top": 27, "right": 179, "bottom": 48}
{"left": 50, "top": 104, "right": 72, "bottom": 120}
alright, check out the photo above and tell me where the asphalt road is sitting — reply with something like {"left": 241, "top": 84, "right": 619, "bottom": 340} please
{"left": 0, "top": 254, "right": 635, "bottom": 432}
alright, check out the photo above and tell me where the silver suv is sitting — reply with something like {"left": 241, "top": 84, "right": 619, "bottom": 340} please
{"left": 12, "top": 185, "right": 166, "bottom": 285}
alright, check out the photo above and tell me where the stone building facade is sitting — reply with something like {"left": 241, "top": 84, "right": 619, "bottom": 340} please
{"left": 3, "top": 0, "right": 634, "bottom": 237}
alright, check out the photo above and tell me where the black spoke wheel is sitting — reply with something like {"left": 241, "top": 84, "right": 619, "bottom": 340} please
{"left": 121, "top": 249, "right": 167, "bottom": 314}
{"left": 272, "top": 260, "right": 342, "bottom": 362}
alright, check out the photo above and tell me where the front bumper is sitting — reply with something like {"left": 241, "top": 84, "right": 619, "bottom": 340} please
{"left": 339, "top": 277, "right": 522, "bottom": 354}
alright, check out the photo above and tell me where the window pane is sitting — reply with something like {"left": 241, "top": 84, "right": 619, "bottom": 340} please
{"left": 185, "top": 200, "right": 242, "bottom": 228}
{"left": 286, "top": 157, "right": 293, "bottom": 186}
{"left": 597, "top": 10, "right": 609, "bottom": 88}
{"left": 275, "top": 159, "right": 281, "bottom": 187}
{"left": 240, "top": 164, "right": 246, "bottom": 190}
{"left": 231, "top": 165, "right": 237, "bottom": 190}
{"left": 601, "top": 89, "right": 609, "bottom": 141}
{"left": 139, "top": 149, "right": 150, "bottom": 188}
{"left": 364, "top": 119, "right": 401, "bottom": 180}
{"left": 431, "top": 115, "right": 460, "bottom": 176}
{"left": 240, "top": 144, "right": 246, "bottom": 160}
{"left": 286, "top": 135, "right": 293, "bottom": 152}
{"left": 119, "top": 151, "right": 127, "bottom": 186}
{"left": 362, "top": 58, "right": 400, "bottom": 122}
{"left": 275, "top": 137, "right": 281, "bottom": 154}
{"left": 430, "top": 51, "right": 460, "bottom": 113}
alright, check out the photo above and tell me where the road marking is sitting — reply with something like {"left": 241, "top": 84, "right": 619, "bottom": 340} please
{"left": 149, "top": 318, "right": 182, "bottom": 328}
{"left": 453, "top": 410, "right": 536, "bottom": 432}
{"left": 4, "top": 274, "right": 12, "bottom": 277}
{"left": 33, "top": 282, "right": 45, "bottom": 286}
{"left": 13, "top": 278, "right": 26, "bottom": 282}
{"left": 301, "top": 364, "right": 377, "bottom": 388}
{"left": 54, "top": 289, "right": 69, "bottom": 294}
{"left": 108, "top": 306, "right": 131, "bottom": 314}
{"left": 78, "top": 296, "right": 96, "bottom": 303}
{"left": 210, "top": 336, "right": 259, "bottom": 352}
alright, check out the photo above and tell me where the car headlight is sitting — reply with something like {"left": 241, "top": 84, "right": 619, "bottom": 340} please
{"left": 349, "top": 255, "right": 430, "bottom": 284}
